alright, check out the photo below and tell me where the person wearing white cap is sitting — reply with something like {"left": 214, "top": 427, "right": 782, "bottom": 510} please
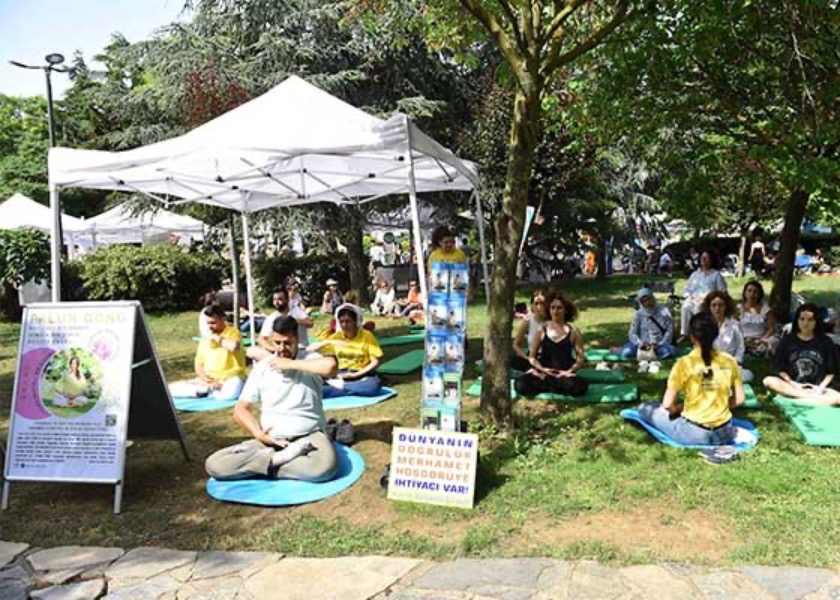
{"left": 320, "top": 278, "right": 344, "bottom": 315}
{"left": 621, "top": 288, "right": 676, "bottom": 373}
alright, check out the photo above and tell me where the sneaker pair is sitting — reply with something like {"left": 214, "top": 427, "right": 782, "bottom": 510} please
{"left": 326, "top": 418, "right": 355, "bottom": 445}
{"left": 638, "top": 360, "right": 662, "bottom": 374}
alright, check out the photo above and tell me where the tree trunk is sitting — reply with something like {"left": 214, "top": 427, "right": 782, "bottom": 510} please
{"left": 737, "top": 232, "right": 747, "bottom": 278}
{"left": 345, "top": 206, "right": 370, "bottom": 305}
{"left": 480, "top": 85, "right": 542, "bottom": 430}
{"left": 229, "top": 214, "right": 240, "bottom": 320}
{"left": 595, "top": 230, "right": 608, "bottom": 280}
{"left": 770, "top": 188, "right": 809, "bottom": 323}
{"left": 0, "top": 283, "right": 22, "bottom": 321}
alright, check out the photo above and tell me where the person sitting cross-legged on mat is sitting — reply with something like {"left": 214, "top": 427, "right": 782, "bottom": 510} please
{"left": 514, "top": 292, "right": 589, "bottom": 397}
{"left": 739, "top": 280, "right": 779, "bottom": 358}
{"left": 371, "top": 279, "right": 396, "bottom": 316}
{"left": 511, "top": 289, "right": 549, "bottom": 373}
{"left": 205, "top": 315, "right": 339, "bottom": 482}
{"left": 620, "top": 287, "right": 676, "bottom": 372}
{"left": 248, "top": 285, "right": 314, "bottom": 362}
{"left": 310, "top": 303, "right": 384, "bottom": 398}
{"left": 763, "top": 303, "right": 840, "bottom": 406}
{"left": 177, "top": 304, "right": 247, "bottom": 400}
{"left": 703, "top": 290, "right": 753, "bottom": 383}
{"left": 638, "top": 312, "right": 744, "bottom": 445}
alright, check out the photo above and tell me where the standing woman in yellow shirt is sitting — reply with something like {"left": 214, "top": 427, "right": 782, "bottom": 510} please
{"left": 427, "top": 226, "right": 467, "bottom": 270}
{"left": 639, "top": 312, "right": 745, "bottom": 445}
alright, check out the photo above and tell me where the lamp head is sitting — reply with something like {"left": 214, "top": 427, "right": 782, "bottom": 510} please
{"left": 45, "top": 53, "right": 65, "bottom": 66}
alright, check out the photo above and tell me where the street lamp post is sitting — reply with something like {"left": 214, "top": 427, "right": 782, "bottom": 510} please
{"left": 9, "top": 53, "right": 72, "bottom": 302}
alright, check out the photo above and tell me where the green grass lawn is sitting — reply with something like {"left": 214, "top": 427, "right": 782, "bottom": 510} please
{"left": 1, "top": 273, "right": 839, "bottom": 567}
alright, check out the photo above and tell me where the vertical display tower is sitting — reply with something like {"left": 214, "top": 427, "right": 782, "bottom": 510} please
{"left": 421, "top": 262, "right": 468, "bottom": 431}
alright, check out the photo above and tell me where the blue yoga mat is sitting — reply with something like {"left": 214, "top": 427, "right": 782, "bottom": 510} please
{"left": 323, "top": 387, "right": 398, "bottom": 411}
{"left": 173, "top": 396, "right": 239, "bottom": 412}
{"left": 620, "top": 408, "right": 759, "bottom": 451}
{"left": 206, "top": 444, "right": 365, "bottom": 506}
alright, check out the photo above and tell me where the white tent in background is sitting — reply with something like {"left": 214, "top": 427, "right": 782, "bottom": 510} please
{"left": 0, "top": 193, "right": 88, "bottom": 247}
{"left": 83, "top": 203, "right": 205, "bottom": 247}
{"left": 49, "top": 75, "right": 489, "bottom": 338}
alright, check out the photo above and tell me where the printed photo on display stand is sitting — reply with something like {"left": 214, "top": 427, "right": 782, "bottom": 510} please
{"left": 445, "top": 333, "right": 464, "bottom": 364}
{"left": 421, "top": 407, "right": 440, "bottom": 430}
{"left": 439, "top": 407, "right": 458, "bottom": 432}
{"left": 431, "top": 263, "right": 450, "bottom": 293}
{"left": 426, "top": 333, "right": 447, "bottom": 364}
{"left": 449, "top": 263, "right": 469, "bottom": 294}
{"left": 423, "top": 365, "right": 444, "bottom": 399}
{"left": 446, "top": 295, "right": 466, "bottom": 331}
{"left": 429, "top": 292, "right": 449, "bottom": 329}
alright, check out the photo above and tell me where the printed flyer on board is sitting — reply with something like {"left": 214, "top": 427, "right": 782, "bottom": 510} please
{"left": 5, "top": 304, "right": 136, "bottom": 483}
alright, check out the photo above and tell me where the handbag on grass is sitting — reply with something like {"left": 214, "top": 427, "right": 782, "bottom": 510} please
{"left": 636, "top": 346, "right": 657, "bottom": 362}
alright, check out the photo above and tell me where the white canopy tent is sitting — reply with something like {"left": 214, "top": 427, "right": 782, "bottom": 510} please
{"left": 82, "top": 202, "right": 205, "bottom": 247}
{"left": 49, "top": 75, "right": 489, "bottom": 339}
{"left": 0, "top": 193, "right": 89, "bottom": 253}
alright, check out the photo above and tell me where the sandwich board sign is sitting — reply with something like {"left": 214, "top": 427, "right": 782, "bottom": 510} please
{"left": 387, "top": 427, "right": 478, "bottom": 509}
{"left": 2, "top": 301, "right": 189, "bottom": 514}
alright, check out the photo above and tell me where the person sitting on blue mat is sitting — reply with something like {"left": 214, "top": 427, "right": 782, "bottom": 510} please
{"left": 248, "top": 285, "right": 313, "bottom": 362}
{"left": 763, "top": 303, "right": 840, "bottom": 406}
{"left": 514, "top": 292, "right": 589, "bottom": 397}
{"left": 619, "top": 287, "right": 676, "bottom": 370}
{"left": 638, "top": 312, "right": 745, "bottom": 445}
{"left": 205, "top": 315, "right": 339, "bottom": 482}
{"left": 312, "top": 303, "right": 384, "bottom": 398}
{"left": 173, "top": 304, "right": 247, "bottom": 400}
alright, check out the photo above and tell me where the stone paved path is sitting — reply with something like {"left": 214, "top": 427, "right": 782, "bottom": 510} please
{"left": 2, "top": 540, "right": 839, "bottom": 599}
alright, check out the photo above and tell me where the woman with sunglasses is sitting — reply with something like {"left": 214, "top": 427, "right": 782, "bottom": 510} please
{"left": 638, "top": 312, "right": 744, "bottom": 445}
{"left": 320, "top": 278, "right": 344, "bottom": 315}
{"left": 514, "top": 291, "right": 589, "bottom": 397}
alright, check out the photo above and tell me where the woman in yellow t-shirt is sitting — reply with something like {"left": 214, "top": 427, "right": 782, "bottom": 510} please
{"left": 427, "top": 225, "right": 466, "bottom": 270}
{"left": 639, "top": 312, "right": 745, "bottom": 445}
{"left": 313, "top": 304, "right": 384, "bottom": 397}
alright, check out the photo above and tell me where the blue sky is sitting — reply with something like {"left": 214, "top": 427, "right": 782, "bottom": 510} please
{"left": 0, "top": 0, "right": 189, "bottom": 98}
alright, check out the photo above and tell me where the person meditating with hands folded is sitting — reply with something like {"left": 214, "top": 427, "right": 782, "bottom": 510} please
{"left": 205, "top": 316, "right": 339, "bottom": 482}
{"left": 638, "top": 312, "right": 744, "bottom": 445}
{"left": 763, "top": 303, "right": 840, "bottom": 406}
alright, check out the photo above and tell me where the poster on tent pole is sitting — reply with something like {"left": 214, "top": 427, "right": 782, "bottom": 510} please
{"left": 4, "top": 303, "right": 136, "bottom": 484}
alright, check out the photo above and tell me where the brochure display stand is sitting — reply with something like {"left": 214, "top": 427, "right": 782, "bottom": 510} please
{"left": 421, "top": 262, "right": 468, "bottom": 431}
{"left": 2, "top": 301, "right": 189, "bottom": 514}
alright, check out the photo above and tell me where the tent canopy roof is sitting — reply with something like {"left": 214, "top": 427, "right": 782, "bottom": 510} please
{"left": 49, "top": 76, "right": 479, "bottom": 213}
{"left": 0, "top": 193, "right": 87, "bottom": 235}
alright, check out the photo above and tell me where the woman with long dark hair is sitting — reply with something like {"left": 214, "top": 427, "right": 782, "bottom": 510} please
{"left": 638, "top": 312, "right": 744, "bottom": 445}
{"left": 739, "top": 280, "right": 778, "bottom": 357}
{"left": 514, "top": 292, "right": 589, "bottom": 397}
{"left": 763, "top": 303, "right": 840, "bottom": 405}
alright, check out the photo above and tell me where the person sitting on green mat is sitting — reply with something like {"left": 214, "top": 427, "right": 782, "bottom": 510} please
{"left": 511, "top": 289, "right": 548, "bottom": 373}
{"left": 703, "top": 290, "right": 753, "bottom": 383}
{"left": 515, "top": 292, "right": 589, "bottom": 397}
{"left": 638, "top": 312, "right": 745, "bottom": 445}
{"left": 205, "top": 315, "right": 338, "bottom": 482}
{"left": 619, "top": 287, "right": 676, "bottom": 372}
{"left": 248, "top": 285, "right": 313, "bottom": 362}
{"left": 371, "top": 279, "right": 396, "bottom": 316}
{"left": 312, "top": 304, "right": 384, "bottom": 398}
{"left": 763, "top": 303, "right": 840, "bottom": 406}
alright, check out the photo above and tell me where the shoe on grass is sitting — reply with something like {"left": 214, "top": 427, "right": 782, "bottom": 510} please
{"left": 648, "top": 361, "right": 661, "bottom": 374}
{"left": 638, "top": 360, "right": 650, "bottom": 374}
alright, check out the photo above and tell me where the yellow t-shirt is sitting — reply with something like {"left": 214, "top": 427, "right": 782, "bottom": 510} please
{"left": 196, "top": 324, "right": 247, "bottom": 381}
{"left": 668, "top": 348, "right": 741, "bottom": 428}
{"left": 322, "top": 328, "right": 383, "bottom": 371}
{"left": 428, "top": 247, "right": 467, "bottom": 270}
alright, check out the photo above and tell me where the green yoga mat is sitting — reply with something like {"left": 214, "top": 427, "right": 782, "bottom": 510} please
{"left": 476, "top": 361, "right": 625, "bottom": 383}
{"left": 743, "top": 384, "right": 760, "bottom": 409}
{"left": 192, "top": 336, "right": 253, "bottom": 347}
{"left": 466, "top": 378, "right": 638, "bottom": 403}
{"left": 773, "top": 396, "right": 840, "bottom": 446}
{"left": 379, "top": 332, "right": 426, "bottom": 347}
{"left": 408, "top": 324, "right": 425, "bottom": 332}
{"left": 379, "top": 349, "right": 425, "bottom": 375}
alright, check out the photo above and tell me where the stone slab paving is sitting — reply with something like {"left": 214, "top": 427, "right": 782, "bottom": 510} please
{"left": 3, "top": 540, "right": 840, "bottom": 599}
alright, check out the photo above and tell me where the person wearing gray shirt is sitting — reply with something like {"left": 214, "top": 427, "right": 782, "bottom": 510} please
{"left": 205, "top": 315, "right": 339, "bottom": 482}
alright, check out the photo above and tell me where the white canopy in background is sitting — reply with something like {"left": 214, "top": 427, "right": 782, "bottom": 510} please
{"left": 48, "top": 75, "right": 489, "bottom": 333}
{"left": 0, "top": 193, "right": 87, "bottom": 241}
{"left": 83, "top": 202, "right": 205, "bottom": 246}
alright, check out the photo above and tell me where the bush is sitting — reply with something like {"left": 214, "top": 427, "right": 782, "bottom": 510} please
{"left": 79, "top": 245, "right": 226, "bottom": 312}
{"left": 253, "top": 254, "right": 350, "bottom": 307}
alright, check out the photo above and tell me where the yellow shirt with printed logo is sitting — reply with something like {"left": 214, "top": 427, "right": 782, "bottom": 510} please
{"left": 322, "top": 328, "right": 383, "bottom": 372}
{"left": 668, "top": 348, "right": 741, "bottom": 428}
{"left": 195, "top": 324, "right": 246, "bottom": 381}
